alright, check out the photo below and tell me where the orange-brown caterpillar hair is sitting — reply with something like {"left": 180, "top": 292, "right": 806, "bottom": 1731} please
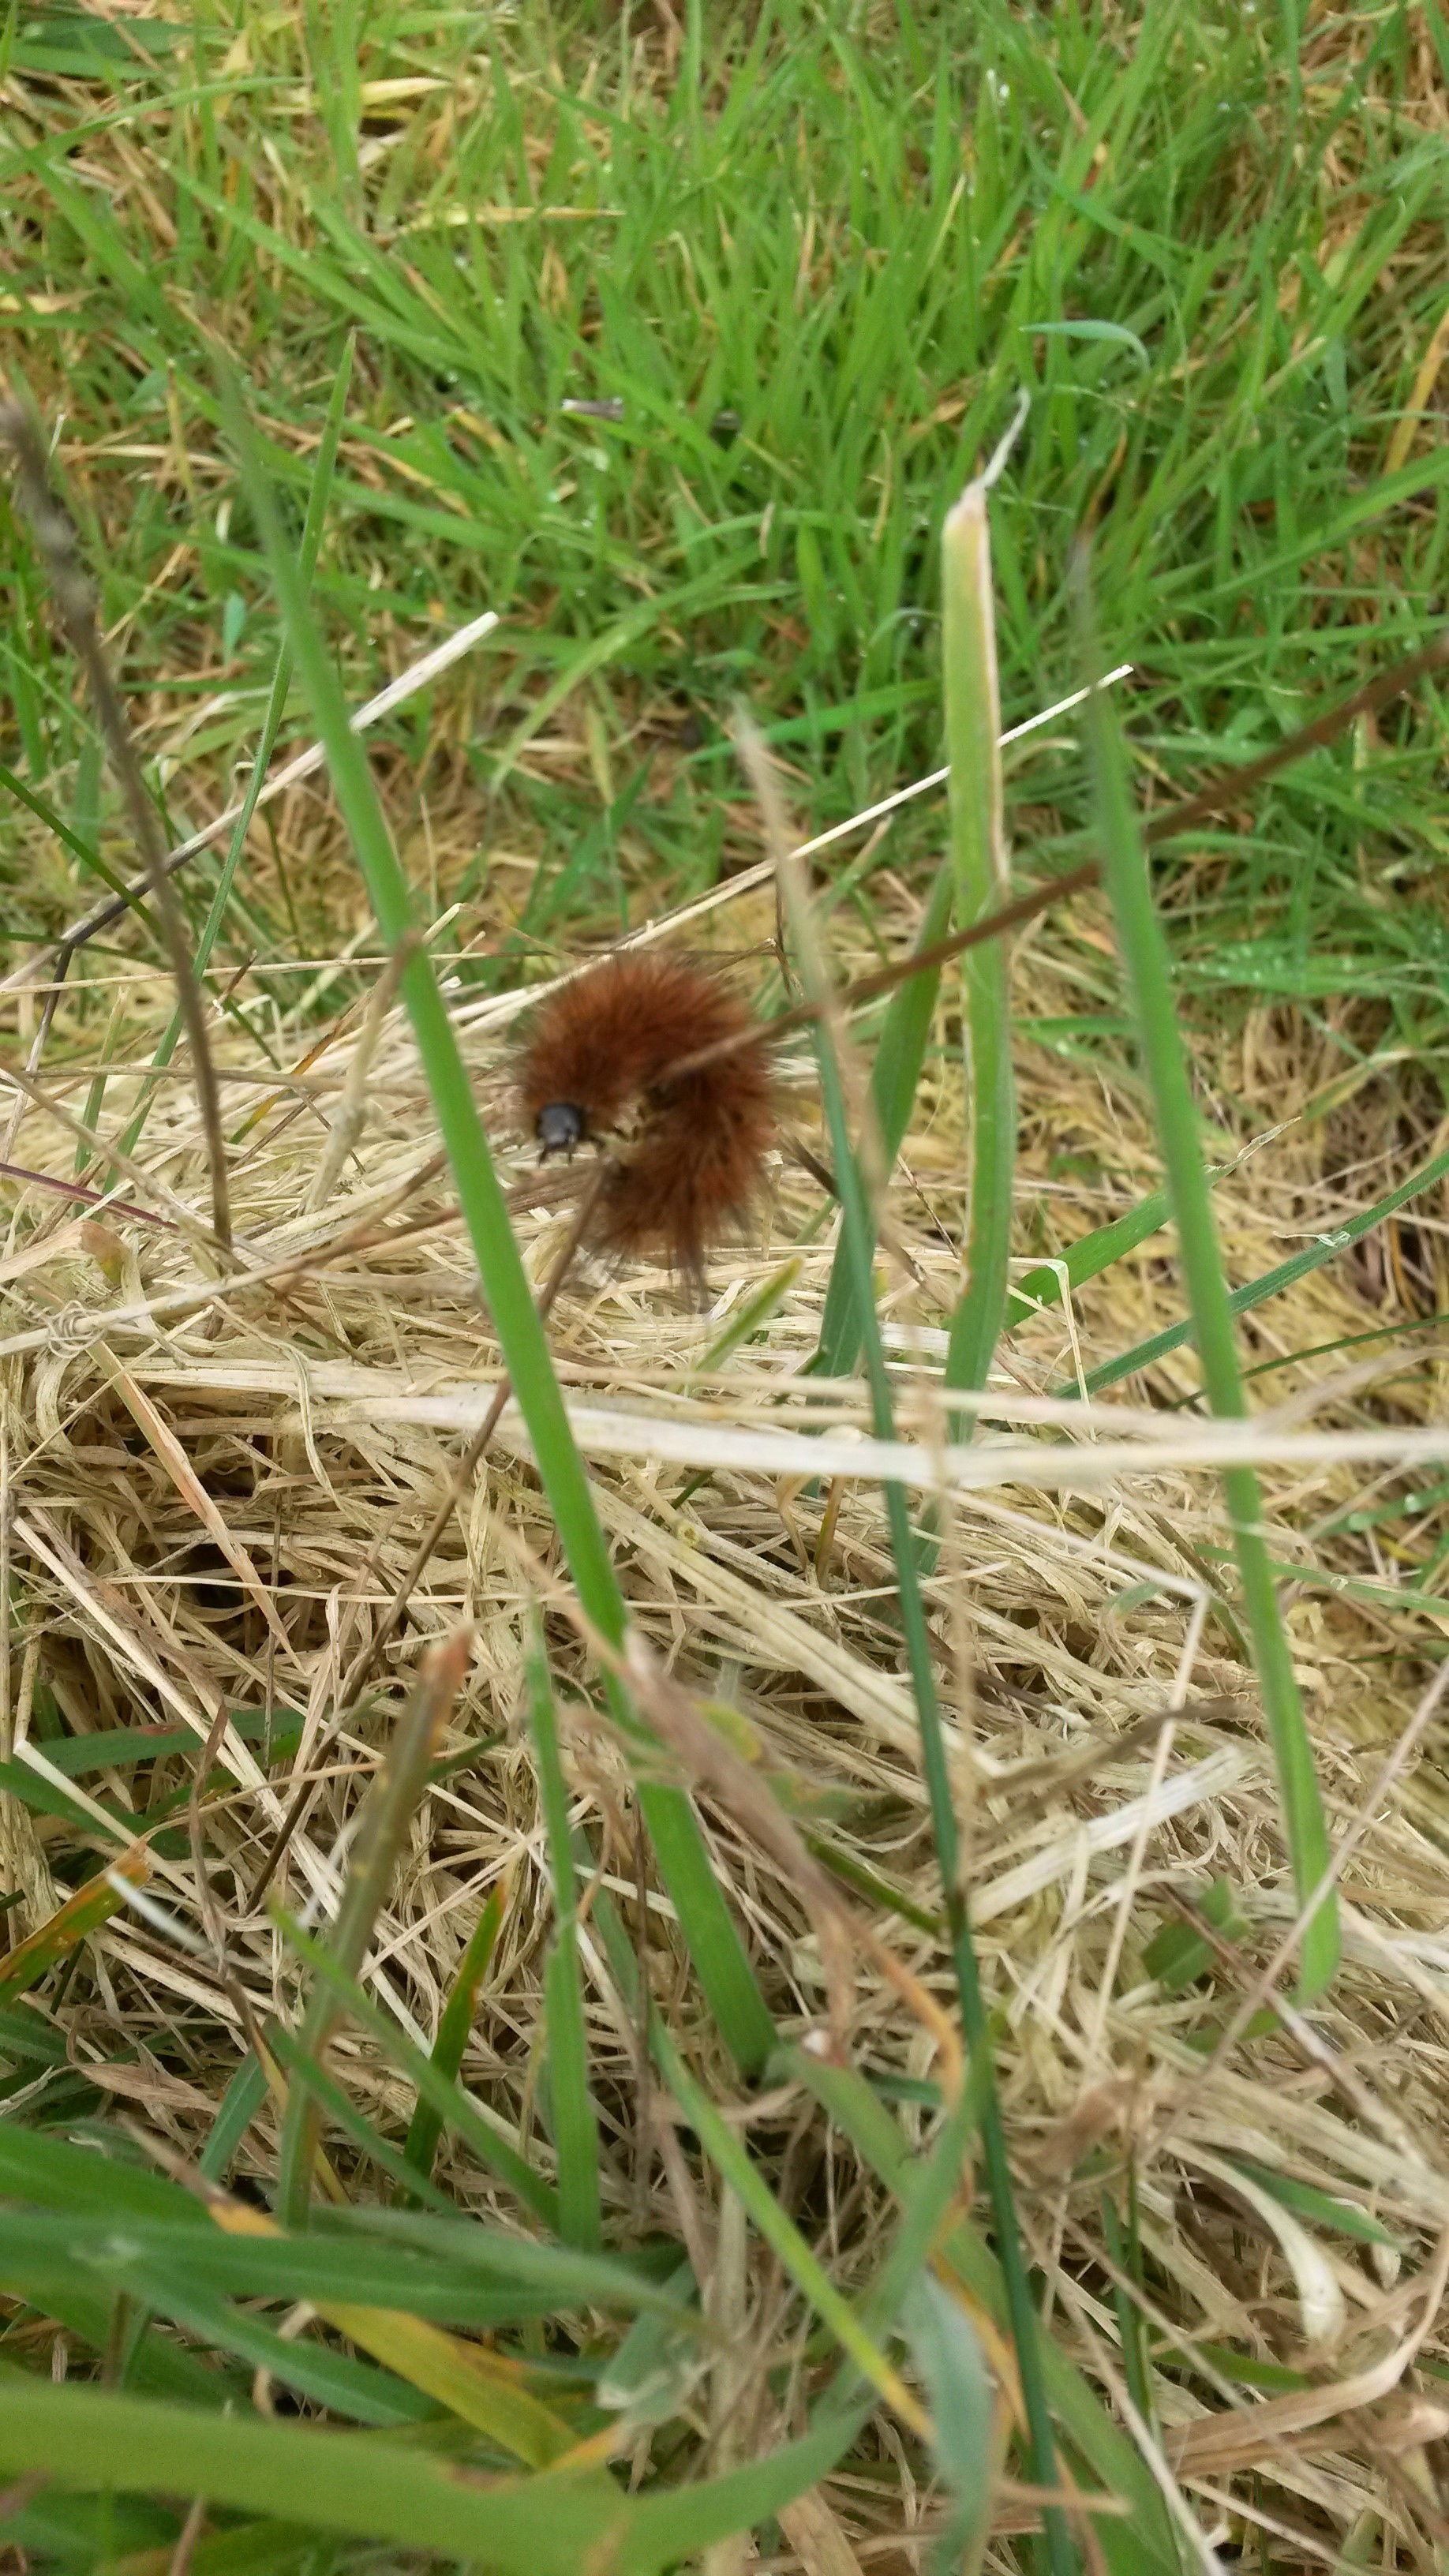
{"left": 515, "top": 952, "right": 776, "bottom": 1280}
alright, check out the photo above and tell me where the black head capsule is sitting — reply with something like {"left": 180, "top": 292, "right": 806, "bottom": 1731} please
{"left": 536, "top": 1100, "right": 586, "bottom": 1159}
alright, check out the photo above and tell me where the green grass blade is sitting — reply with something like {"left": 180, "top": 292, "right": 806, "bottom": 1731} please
{"left": 629, "top": 1784, "right": 774, "bottom": 2072}
{"left": 0, "top": 2199, "right": 672, "bottom": 2331}
{"left": 199, "top": 2052, "right": 268, "bottom": 2185}
{"left": 1077, "top": 560, "right": 1337, "bottom": 1998}
{"left": 1100, "top": 2186, "right": 1157, "bottom": 2447}
{"left": 527, "top": 1636, "right": 602, "bottom": 2251}
{"left": 649, "top": 2021, "right": 917, "bottom": 2422}
{"left": 0, "top": 2382, "right": 631, "bottom": 2573}
{"left": 400, "top": 1875, "right": 507, "bottom": 2199}
{"left": 0, "top": 2121, "right": 203, "bottom": 2225}
{"left": 98, "top": 2256, "right": 438, "bottom": 2427}
{"left": 230, "top": 376, "right": 774, "bottom": 2076}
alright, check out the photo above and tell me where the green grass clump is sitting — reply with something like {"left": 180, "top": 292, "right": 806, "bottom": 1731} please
{"left": 3, "top": 2, "right": 1447, "bottom": 1022}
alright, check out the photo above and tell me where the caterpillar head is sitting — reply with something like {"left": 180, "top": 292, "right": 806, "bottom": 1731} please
{"left": 535, "top": 1099, "right": 586, "bottom": 1159}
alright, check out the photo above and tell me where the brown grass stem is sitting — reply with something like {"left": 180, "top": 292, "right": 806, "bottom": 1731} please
{"left": 0, "top": 384, "right": 233, "bottom": 1254}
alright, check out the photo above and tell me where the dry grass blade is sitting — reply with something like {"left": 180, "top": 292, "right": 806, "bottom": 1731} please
{"left": 0, "top": 384, "right": 232, "bottom": 1253}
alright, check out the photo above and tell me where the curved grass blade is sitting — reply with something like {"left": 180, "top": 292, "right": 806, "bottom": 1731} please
{"left": 1076, "top": 558, "right": 1337, "bottom": 1998}
{"left": 0, "top": 2381, "right": 631, "bottom": 2573}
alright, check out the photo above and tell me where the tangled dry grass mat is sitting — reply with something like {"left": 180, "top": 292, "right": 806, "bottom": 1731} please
{"left": 4, "top": 748, "right": 1449, "bottom": 2560}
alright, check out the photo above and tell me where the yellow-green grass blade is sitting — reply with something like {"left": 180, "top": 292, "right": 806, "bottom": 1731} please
{"left": 938, "top": 470, "right": 1016, "bottom": 1425}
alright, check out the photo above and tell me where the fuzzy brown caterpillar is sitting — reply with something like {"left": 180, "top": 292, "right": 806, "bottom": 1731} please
{"left": 515, "top": 951, "right": 776, "bottom": 1279}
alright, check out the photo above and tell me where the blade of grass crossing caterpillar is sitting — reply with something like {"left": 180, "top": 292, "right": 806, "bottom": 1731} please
{"left": 1074, "top": 553, "right": 1338, "bottom": 2000}
{"left": 745, "top": 717, "right": 1075, "bottom": 2576}
{"left": 228, "top": 376, "right": 775, "bottom": 2080}
{"left": 113, "top": 336, "right": 355, "bottom": 1172}
{"left": 527, "top": 1635, "right": 603, "bottom": 2252}
{"left": 275, "top": 1632, "right": 470, "bottom": 2225}
{"left": 399, "top": 1873, "right": 508, "bottom": 2203}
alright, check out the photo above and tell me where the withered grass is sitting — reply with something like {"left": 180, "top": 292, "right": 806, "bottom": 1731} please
{"left": 2, "top": 744, "right": 1449, "bottom": 2559}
